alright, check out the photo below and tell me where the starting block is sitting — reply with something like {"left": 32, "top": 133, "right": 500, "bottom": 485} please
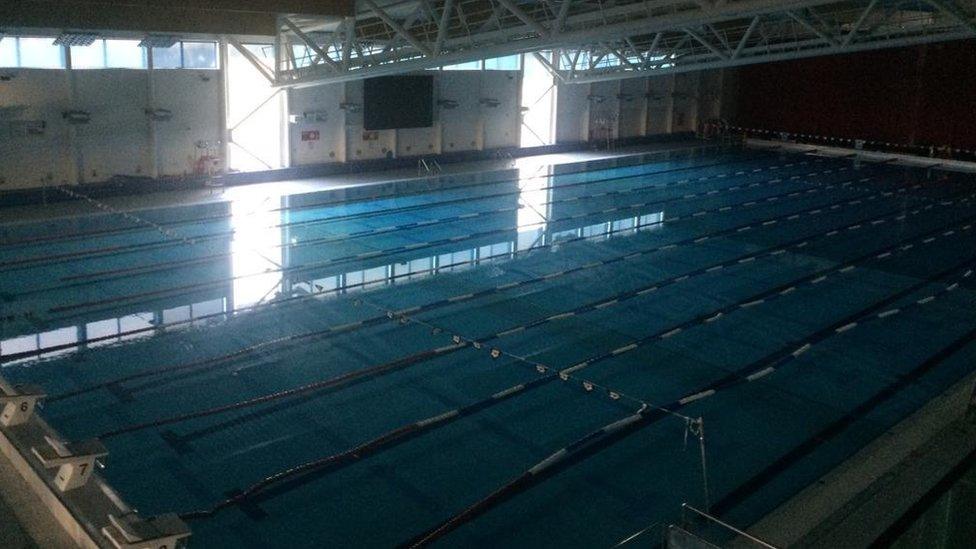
{"left": 0, "top": 381, "right": 46, "bottom": 427}
{"left": 32, "top": 435, "right": 108, "bottom": 492}
{"left": 102, "top": 512, "right": 191, "bottom": 549}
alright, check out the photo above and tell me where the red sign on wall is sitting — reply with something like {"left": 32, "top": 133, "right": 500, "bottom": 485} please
{"left": 301, "top": 130, "right": 321, "bottom": 142}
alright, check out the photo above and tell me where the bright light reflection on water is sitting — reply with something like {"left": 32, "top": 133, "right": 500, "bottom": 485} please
{"left": 228, "top": 189, "right": 284, "bottom": 308}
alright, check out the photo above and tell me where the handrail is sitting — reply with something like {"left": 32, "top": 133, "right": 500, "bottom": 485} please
{"left": 681, "top": 503, "right": 780, "bottom": 549}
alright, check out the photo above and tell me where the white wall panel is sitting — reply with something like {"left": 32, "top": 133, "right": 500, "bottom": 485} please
{"left": 671, "top": 72, "right": 700, "bottom": 133}
{"left": 436, "top": 72, "right": 482, "bottom": 154}
{"left": 618, "top": 77, "right": 647, "bottom": 138}
{"left": 152, "top": 70, "right": 221, "bottom": 177}
{"left": 73, "top": 70, "right": 151, "bottom": 180}
{"left": 288, "top": 82, "right": 346, "bottom": 165}
{"left": 646, "top": 73, "right": 674, "bottom": 135}
{"left": 480, "top": 71, "right": 519, "bottom": 150}
{"left": 554, "top": 82, "right": 589, "bottom": 144}
{"left": 0, "top": 70, "right": 73, "bottom": 188}
{"left": 588, "top": 80, "right": 620, "bottom": 141}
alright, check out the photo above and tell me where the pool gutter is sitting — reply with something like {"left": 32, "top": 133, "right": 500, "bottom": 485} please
{"left": 746, "top": 138, "right": 976, "bottom": 173}
{"left": 745, "top": 367, "right": 976, "bottom": 548}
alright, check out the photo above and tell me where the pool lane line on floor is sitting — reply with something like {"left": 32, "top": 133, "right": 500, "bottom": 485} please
{"left": 3, "top": 167, "right": 940, "bottom": 368}
{"left": 127, "top": 201, "right": 976, "bottom": 453}
{"left": 0, "top": 147, "right": 760, "bottom": 266}
{"left": 708, "top": 324, "right": 976, "bottom": 519}
{"left": 87, "top": 211, "right": 976, "bottom": 442}
{"left": 180, "top": 254, "right": 976, "bottom": 527}
{"left": 0, "top": 145, "right": 724, "bottom": 246}
{"left": 1, "top": 167, "right": 869, "bottom": 363}
{"left": 20, "top": 155, "right": 841, "bottom": 287}
{"left": 401, "top": 256, "right": 976, "bottom": 548}
{"left": 49, "top": 159, "right": 855, "bottom": 286}
{"left": 44, "top": 175, "right": 954, "bottom": 400}
{"left": 196, "top": 209, "right": 972, "bottom": 484}
{"left": 30, "top": 168, "right": 886, "bottom": 315}
{"left": 0, "top": 144, "right": 732, "bottom": 248}
{"left": 35, "top": 156, "right": 837, "bottom": 277}
{"left": 104, "top": 194, "right": 976, "bottom": 402}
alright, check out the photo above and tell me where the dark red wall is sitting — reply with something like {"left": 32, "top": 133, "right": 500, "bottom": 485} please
{"left": 729, "top": 39, "right": 976, "bottom": 150}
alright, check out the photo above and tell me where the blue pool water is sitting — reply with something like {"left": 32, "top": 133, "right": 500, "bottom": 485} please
{"left": 1, "top": 146, "right": 976, "bottom": 547}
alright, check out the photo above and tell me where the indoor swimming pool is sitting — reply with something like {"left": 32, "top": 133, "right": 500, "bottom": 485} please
{"left": 2, "top": 145, "right": 976, "bottom": 547}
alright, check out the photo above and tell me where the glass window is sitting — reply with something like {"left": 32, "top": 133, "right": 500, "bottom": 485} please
{"left": 312, "top": 276, "right": 339, "bottom": 293}
{"left": 18, "top": 37, "right": 64, "bottom": 69}
{"left": 105, "top": 39, "right": 146, "bottom": 68}
{"left": 582, "top": 222, "right": 609, "bottom": 238}
{"left": 119, "top": 313, "right": 153, "bottom": 340}
{"left": 363, "top": 266, "right": 388, "bottom": 285}
{"left": 70, "top": 40, "right": 106, "bottom": 69}
{"left": 162, "top": 305, "right": 191, "bottom": 324}
{"left": 290, "top": 44, "right": 314, "bottom": 68}
{"left": 86, "top": 319, "right": 119, "bottom": 347}
{"left": 442, "top": 60, "right": 482, "bottom": 71}
{"left": 639, "top": 212, "right": 664, "bottom": 226}
{"left": 611, "top": 218, "right": 636, "bottom": 233}
{"left": 484, "top": 55, "right": 520, "bottom": 70}
{"left": 0, "top": 334, "right": 37, "bottom": 356}
{"left": 244, "top": 44, "right": 274, "bottom": 62}
{"left": 344, "top": 271, "right": 364, "bottom": 288}
{"left": 39, "top": 327, "right": 77, "bottom": 351}
{"left": 183, "top": 41, "right": 218, "bottom": 69}
{"left": 394, "top": 257, "right": 433, "bottom": 278}
{"left": 191, "top": 299, "right": 224, "bottom": 319}
{"left": 0, "top": 37, "right": 18, "bottom": 67}
{"left": 152, "top": 43, "right": 182, "bottom": 68}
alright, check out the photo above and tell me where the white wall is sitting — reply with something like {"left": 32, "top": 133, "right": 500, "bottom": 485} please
{"left": 554, "top": 69, "right": 725, "bottom": 144}
{"left": 1, "top": 63, "right": 723, "bottom": 191}
{"left": 287, "top": 70, "right": 521, "bottom": 167}
{"left": 0, "top": 68, "right": 221, "bottom": 189}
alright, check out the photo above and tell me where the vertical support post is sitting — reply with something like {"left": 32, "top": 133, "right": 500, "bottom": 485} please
{"left": 146, "top": 46, "right": 160, "bottom": 179}
{"left": 64, "top": 45, "right": 85, "bottom": 185}
{"left": 217, "top": 38, "right": 230, "bottom": 174}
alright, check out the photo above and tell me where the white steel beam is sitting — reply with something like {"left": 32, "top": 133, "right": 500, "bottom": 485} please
{"left": 842, "top": 0, "right": 881, "bottom": 46}
{"left": 495, "top": 0, "right": 552, "bottom": 36}
{"left": 275, "top": 0, "right": 976, "bottom": 87}
{"left": 732, "top": 15, "right": 760, "bottom": 58}
{"left": 226, "top": 36, "right": 275, "bottom": 84}
{"left": 786, "top": 9, "right": 839, "bottom": 46}
{"left": 926, "top": 0, "right": 976, "bottom": 35}
{"left": 361, "top": 0, "right": 433, "bottom": 56}
{"left": 282, "top": 17, "right": 340, "bottom": 69}
{"left": 684, "top": 27, "right": 729, "bottom": 59}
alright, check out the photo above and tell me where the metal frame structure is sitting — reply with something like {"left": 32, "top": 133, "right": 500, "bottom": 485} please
{"left": 270, "top": 0, "right": 976, "bottom": 87}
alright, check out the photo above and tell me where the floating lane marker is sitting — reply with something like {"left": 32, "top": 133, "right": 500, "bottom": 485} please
{"left": 877, "top": 309, "right": 900, "bottom": 319}
{"left": 747, "top": 367, "right": 776, "bottom": 381}
{"left": 679, "top": 389, "right": 716, "bottom": 405}
{"left": 612, "top": 344, "right": 639, "bottom": 355}
{"left": 792, "top": 343, "right": 812, "bottom": 357}
{"left": 660, "top": 328, "right": 682, "bottom": 339}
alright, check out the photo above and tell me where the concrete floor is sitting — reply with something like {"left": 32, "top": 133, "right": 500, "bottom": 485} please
{"left": 0, "top": 452, "right": 76, "bottom": 549}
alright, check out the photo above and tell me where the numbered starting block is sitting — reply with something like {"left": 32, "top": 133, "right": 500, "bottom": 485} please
{"left": 32, "top": 436, "right": 108, "bottom": 492}
{"left": 102, "top": 512, "right": 191, "bottom": 549}
{"left": 0, "top": 382, "right": 46, "bottom": 427}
